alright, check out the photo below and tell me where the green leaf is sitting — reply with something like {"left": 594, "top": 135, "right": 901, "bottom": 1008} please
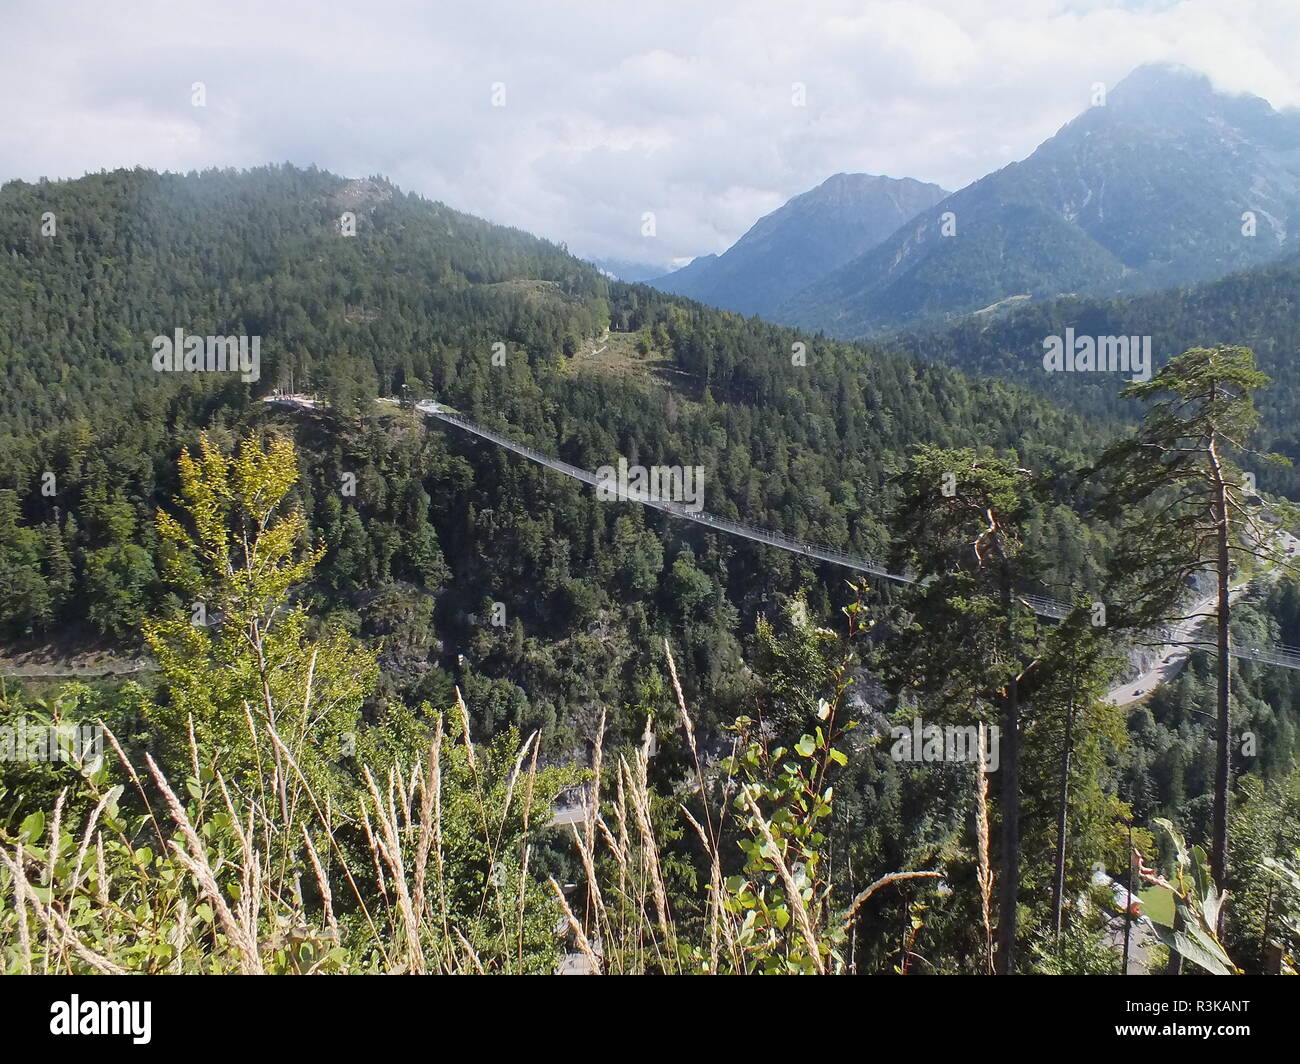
{"left": 1190, "top": 844, "right": 1214, "bottom": 901}
{"left": 19, "top": 811, "right": 45, "bottom": 843}
{"left": 1172, "top": 926, "right": 1234, "bottom": 976}
{"left": 1139, "top": 884, "right": 1176, "bottom": 928}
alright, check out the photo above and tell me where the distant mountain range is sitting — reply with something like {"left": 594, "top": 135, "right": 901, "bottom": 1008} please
{"left": 648, "top": 172, "right": 947, "bottom": 316}
{"left": 586, "top": 256, "right": 673, "bottom": 283}
{"left": 649, "top": 64, "right": 1300, "bottom": 338}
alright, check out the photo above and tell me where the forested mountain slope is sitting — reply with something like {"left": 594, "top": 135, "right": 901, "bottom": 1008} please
{"left": 0, "top": 165, "right": 606, "bottom": 435}
{"left": 648, "top": 172, "right": 947, "bottom": 316}
{"left": 5, "top": 165, "right": 1300, "bottom": 977}
{"left": 891, "top": 250, "right": 1300, "bottom": 494}
{"left": 780, "top": 65, "right": 1300, "bottom": 336}
{"left": 0, "top": 165, "right": 1106, "bottom": 742}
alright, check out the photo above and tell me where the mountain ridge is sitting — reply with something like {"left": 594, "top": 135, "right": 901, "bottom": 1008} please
{"left": 774, "top": 64, "right": 1300, "bottom": 336}
{"left": 649, "top": 171, "right": 947, "bottom": 315}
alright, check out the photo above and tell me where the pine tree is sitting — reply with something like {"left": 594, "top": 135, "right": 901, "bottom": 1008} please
{"left": 884, "top": 445, "right": 1039, "bottom": 973}
{"left": 1091, "top": 345, "right": 1293, "bottom": 884}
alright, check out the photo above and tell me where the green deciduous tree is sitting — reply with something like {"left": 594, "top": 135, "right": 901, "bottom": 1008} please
{"left": 144, "top": 432, "right": 376, "bottom": 793}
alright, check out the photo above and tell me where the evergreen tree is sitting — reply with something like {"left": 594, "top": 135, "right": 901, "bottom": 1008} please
{"left": 1092, "top": 345, "right": 1291, "bottom": 883}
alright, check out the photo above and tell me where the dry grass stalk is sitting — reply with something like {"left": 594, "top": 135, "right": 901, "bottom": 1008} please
{"left": 187, "top": 714, "right": 201, "bottom": 781}
{"left": 451, "top": 689, "right": 509, "bottom": 935}
{"left": 620, "top": 755, "right": 675, "bottom": 965}
{"left": 394, "top": 760, "right": 410, "bottom": 833}
{"left": 587, "top": 710, "right": 605, "bottom": 878}
{"left": 5, "top": 845, "right": 33, "bottom": 974}
{"left": 430, "top": 718, "right": 452, "bottom": 947}
{"left": 453, "top": 926, "right": 486, "bottom": 974}
{"left": 253, "top": 712, "right": 390, "bottom": 960}
{"left": 493, "top": 730, "right": 538, "bottom": 863}
{"left": 413, "top": 722, "right": 440, "bottom": 921}
{"left": 43, "top": 787, "right": 67, "bottom": 972}
{"left": 595, "top": 814, "right": 625, "bottom": 866}
{"left": 4, "top": 843, "right": 127, "bottom": 975}
{"left": 68, "top": 789, "right": 115, "bottom": 907}
{"left": 362, "top": 766, "right": 426, "bottom": 974}
{"left": 570, "top": 822, "right": 610, "bottom": 946}
{"left": 518, "top": 729, "right": 542, "bottom": 969}
{"left": 145, "top": 754, "right": 264, "bottom": 974}
{"left": 94, "top": 834, "right": 109, "bottom": 909}
{"left": 975, "top": 720, "right": 995, "bottom": 976}
{"left": 664, "top": 640, "right": 716, "bottom": 846}
{"left": 550, "top": 876, "right": 603, "bottom": 974}
{"left": 454, "top": 687, "right": 476, "bottom": 772}
{"left": 842, "top": 870, "right": 944, "bottom": 931}
{"left": 0, "top": 849, "right": 128, "bottom": 975}
{"left": 97, "top": 722, "right": 167, "bottom": 849}
{"left": 682, "top": 805, "right": 737, "bottom": 972}
{"left": 45, "top": 797, "right": 114, "bottom": 978}
{"left": 300, "top": 825, "right": 339, "bottom": 941}
{"left": 240, "top": 700, "right": 276, "bottom": 857}
{"left": 613, "top": 770, "right": 631, "bottom": 896}
{"left": 359, "top": 805, "right": 390, "bottom": 903}
{"left": 741, "top": 789, "right": 824, "bottom": 974}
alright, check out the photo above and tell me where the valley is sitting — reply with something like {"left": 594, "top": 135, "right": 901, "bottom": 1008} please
{"left": 4, "top": 15, "right": 1300, "bottom": 994}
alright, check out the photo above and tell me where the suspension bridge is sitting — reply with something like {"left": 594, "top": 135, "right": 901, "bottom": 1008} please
{"left": 266, "top": 394, "right": 1300, "bottom": 673}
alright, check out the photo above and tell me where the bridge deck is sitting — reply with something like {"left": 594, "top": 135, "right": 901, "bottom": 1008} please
{"left": 409, "top": 400, "right": 1298, "bottom": 670}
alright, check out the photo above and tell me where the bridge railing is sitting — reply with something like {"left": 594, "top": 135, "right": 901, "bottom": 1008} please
{"left": 417, "top": 404, "right": 1297, "bottom": 669}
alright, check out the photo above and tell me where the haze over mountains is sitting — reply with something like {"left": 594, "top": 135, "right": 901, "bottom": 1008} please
{"left": 650, "top": 64, "right": 1300, "bottom": 338}
{"left": 587, "top": 256, "right": 673, "bottom": 283}
{"left": 649, "top": 172, "right": 947, "bottom": 316}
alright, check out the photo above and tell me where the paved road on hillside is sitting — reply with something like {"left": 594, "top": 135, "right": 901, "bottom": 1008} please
{"left": 1104, "top": 530, "right": 1300, "bottom": 705}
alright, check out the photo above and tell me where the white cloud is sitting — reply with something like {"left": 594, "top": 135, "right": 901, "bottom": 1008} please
{"left": 2, "top": 0, "right": 1297, "bottom": 268}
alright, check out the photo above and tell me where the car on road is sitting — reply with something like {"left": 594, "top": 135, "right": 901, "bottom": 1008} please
{"left": 1133, "top": 688, "right": 1145, "bottom": 697}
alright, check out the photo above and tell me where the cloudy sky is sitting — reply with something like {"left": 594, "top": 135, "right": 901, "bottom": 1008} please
{"left": 4, "top": 0, "right": 1298, "bottom": 271}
